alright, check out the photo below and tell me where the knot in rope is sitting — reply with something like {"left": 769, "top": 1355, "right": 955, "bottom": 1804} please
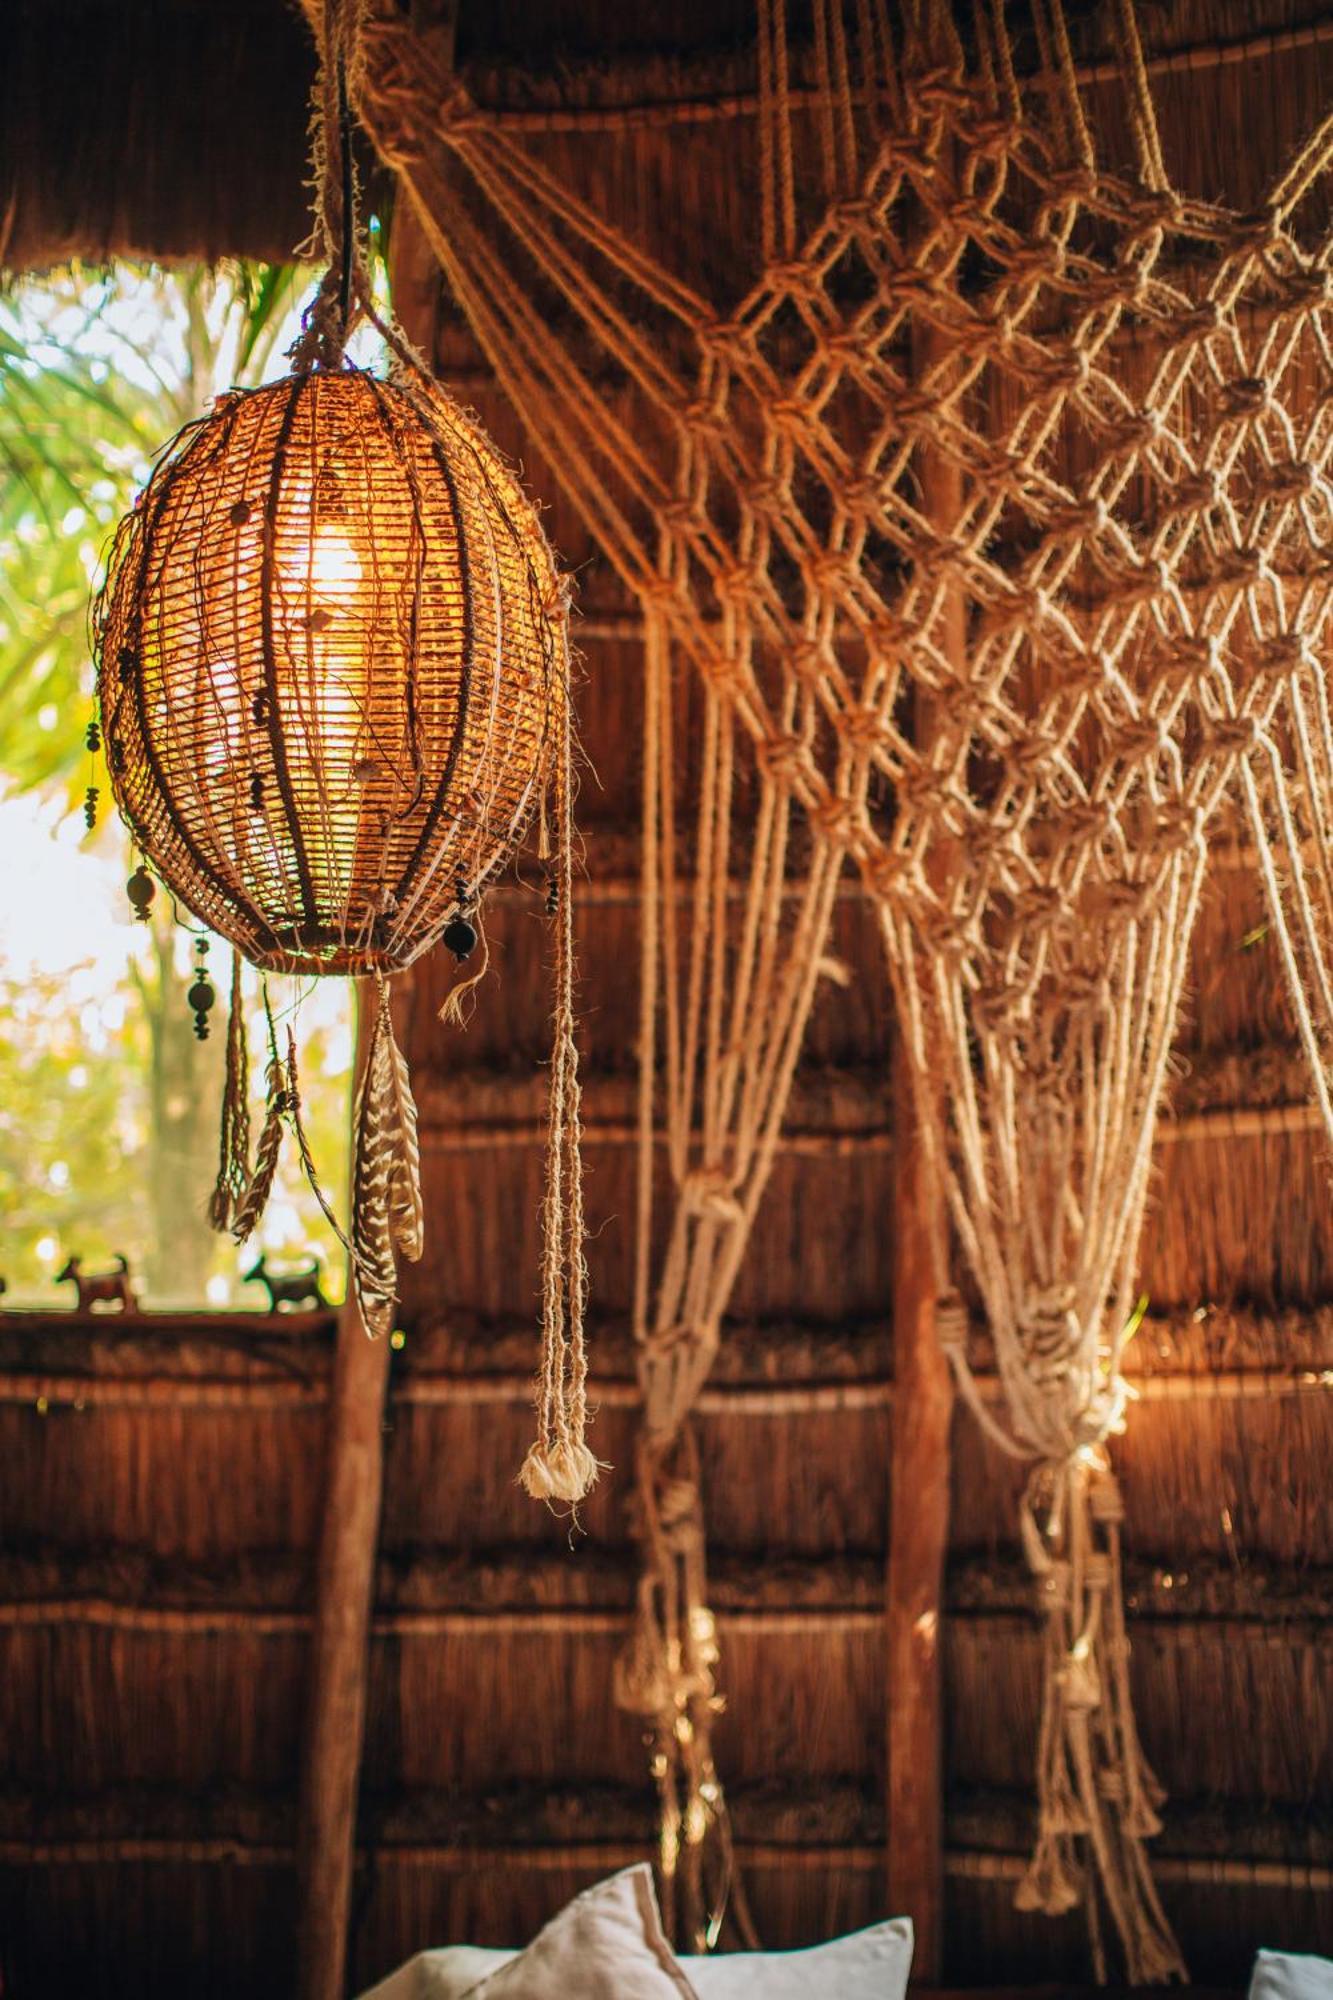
{"left": 839, "top": 703, "right": 892, "bottom": 755}
{"left": 1016, "top": 1289, "right": 1080, "bottom": 1379}
{"left": 971, "top": 977, "right": 1028, "bottom": 1038}
{"left": 860, "top": 846, "right": 911, "bottom": 906}
{"left": 639, "top": 571, "right": 682, "bottom": 609}
{"left": 1206, "top": 713, "right": 1264, "bottom": 756}
{"left": 1118, "top": 714, "right": 1174, "bottom": 764}
{"left": 1263, "top": 457, "right": 1319, "bottom": 502}
{"left": 434, "top": 82, "right": 482, "bottom": 135}
{"left": 660, "top": 495, "right": 700, "bottom": 535}
{"left": 745, "top": 475, "right": 787, "bottom": 515}
{"left": 1154, "top": 801, "right": 1205, "bottom": 855}
{"left": 1005, "top": 238, "right": 1066, "bottom": 286}
{"left": 910, "top": 69, "right": 973, "bottom": 115}
{"left": 965, "top": 113, "right": 1018, "bottom": 162}
{"left": 1169, "top": 466, "right": 1225, "bottom": 515}
{"left": 1008, "top": 882, "right": 1065, "bottom": 937}
{"left": 713, "top": 558, "right": 763, "bottom": 606}
{"left": 767, "top": 262, "right": 827, "bottom": 308}
{"left": 680, "top": 397, "right": 726, "bottom": 438}
{"left": 807, "top": 547, "right": 856, "bottom": 594}
{"left": 697, "top": 651, "right": 746, "bottom": 699}
{"left": 681, "top": 1167, "right": 745, "bottom": 1226}
{"left": 1262, "top": 633, "right": 1316, "bottom": 683}
{"left": 810, "top": 792, "right": 871, "bottom": 857}
{"left": 768, "top": 396, "right": 813, "bottom": 439}
{"left": 639, "top": 1320, "right": 695, "bottom": 1363}
{"left": 836, "top": 473, "right": 881, "bottom": 517}
{"left": 695, "top": 320, "right": 738, "bottom": 362}
{"left": 657, "top": 1473, "right": 704, "bottom": 1539}
{"left": 1280, "top": 265, "right": 1333, "bottom": 308}
{"left": 1011, "top": 724, "right": 1062, "bottom": 776}
{"left": 1184, "top": 297, "right": 1228, "bottom": 340}
{"left": 1044, "top": 163, "right": 1100, "bottom": 207}
{"left": 1237, "top": 203, "right": 1284, "bottom": 254}
{"left": 1219, "top": 544, "right": 1271, "bottom": 588}
{"left": 755, "top": 732, "right": 810, "bottom": 788}
{"left": 1085, "top": 877, "right": 1149, "bottom": 924}
{"left": 1222, "top": 374, "right": 1273, "bottom": 421}
{"left": 919, "top": 902, "right": 976, "bottom": 963}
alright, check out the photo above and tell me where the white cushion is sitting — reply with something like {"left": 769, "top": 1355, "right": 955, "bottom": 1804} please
{"left": 684, "top": 1917, "right": 914, "bottom": 1999}
{"left": 1250, "top": 1951, "right": 1333, "bottom": 2000}
{"left": 461, "top": 1865, "right": 698, "bottom": 1999}
{"left": 357, "top": 1899, "right": 915, "bottom": 2000}
{"left": 359, "top": 1947, "right": 516, "bottom": 2000}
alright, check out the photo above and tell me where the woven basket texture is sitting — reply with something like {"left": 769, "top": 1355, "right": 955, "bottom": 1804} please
{"left": 95, "top": 367, "right": 564, "bottom": 974}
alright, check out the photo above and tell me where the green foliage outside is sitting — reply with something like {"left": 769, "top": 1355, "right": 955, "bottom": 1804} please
{"left": 0, "top": 263, "right": 354, "bottom": 1310}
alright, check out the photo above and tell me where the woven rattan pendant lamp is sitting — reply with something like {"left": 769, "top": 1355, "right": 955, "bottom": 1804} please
{"left": 90, "top": 0, "right": 593, "bottom": 1502}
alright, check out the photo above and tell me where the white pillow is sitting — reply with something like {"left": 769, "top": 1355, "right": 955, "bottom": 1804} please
{"left": 1250, "top": 1951, "right": 1333, "bottom": 2000}
{"left": 357, "top": 1900, "right": 915, "bottom": 2000}
{"left": 461, "top": 1866, "right": 698, "bottom": 1999}
{"left": 684, "top": 1917, "right": 914, "bottom": 1999}
{"left": 359, "top": 1948, "right": 517, "bottom": 2000}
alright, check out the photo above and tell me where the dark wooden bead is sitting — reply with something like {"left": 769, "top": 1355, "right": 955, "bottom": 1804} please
{"left": 126, "top": 865, "right": 155, "bottom": 918}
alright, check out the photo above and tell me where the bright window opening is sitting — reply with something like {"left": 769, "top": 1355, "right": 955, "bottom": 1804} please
{"left": 0, "top": 260, "right": 390, "bottom": 1310}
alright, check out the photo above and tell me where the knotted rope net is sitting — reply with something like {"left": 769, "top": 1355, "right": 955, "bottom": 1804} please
{"left": 339, "top": 0, "right": 1333, "bottom": 1972}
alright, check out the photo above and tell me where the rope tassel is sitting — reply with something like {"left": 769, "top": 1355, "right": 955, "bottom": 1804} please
{"left": 521, "top": 683, "right": 597, "bottom": 1505}
{"left": 1018, "top": 1455, "right": 1186, "bottom": 1986}
{"left": 351, "top": 979, "right": 424, "bottom": 1339}
{"left": 231, "top": 1045, "right": 288, "bottom": 1245}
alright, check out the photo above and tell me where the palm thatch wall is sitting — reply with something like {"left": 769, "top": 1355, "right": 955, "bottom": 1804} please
{"left": 2, "top": 2, "right": 1332, "bottom": 1995}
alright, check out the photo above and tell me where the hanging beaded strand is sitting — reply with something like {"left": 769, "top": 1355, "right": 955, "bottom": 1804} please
{"left": 83, "top": 716, "right": 100, "bottom": 832}
{"left": 126, "top": 863, "right": 155, "bottom": 922}
{"left": 188, "top": 937, "right": 216, "bottom": 1041}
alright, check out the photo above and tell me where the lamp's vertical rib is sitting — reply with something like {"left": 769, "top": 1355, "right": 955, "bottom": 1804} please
{"left": 259, "top": 369, "right": 321, "bottom": 932}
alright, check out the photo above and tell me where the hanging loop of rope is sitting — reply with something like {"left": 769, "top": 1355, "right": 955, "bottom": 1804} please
{"left": 291, "top": 0, "right": 374, "bottom": 371}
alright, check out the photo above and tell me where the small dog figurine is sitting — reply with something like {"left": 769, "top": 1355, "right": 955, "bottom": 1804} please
{"left": 243, "top": 1253, "right": 328, "bottom": 1313}
{"left": 56, "top": 1254, "right": 139, "bottom": 1313}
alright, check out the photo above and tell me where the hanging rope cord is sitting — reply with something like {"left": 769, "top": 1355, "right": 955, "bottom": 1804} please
{"left": 196, "top": 0, "right": 598, "bottom": 1501}
{"left": 336, "top": 0, "right": 1333, "bottom": 1971}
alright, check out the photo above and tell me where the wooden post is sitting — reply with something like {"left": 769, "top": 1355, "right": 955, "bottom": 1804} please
{"left": 296, "top": 984, "right": 390, "bottom": 2000}
{"left": 886, "top": 1046, "right": 952, "bottom": 1982}
{"left": 885, "top": 314, "right": 958, "bottom": 1985}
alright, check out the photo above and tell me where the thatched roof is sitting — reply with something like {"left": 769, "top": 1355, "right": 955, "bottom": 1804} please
{"left": 2, "top": 2, "right": 1333, "bottom": 1996}
{"left": 8, "top": 0, "right": 1333, "bottom": 271}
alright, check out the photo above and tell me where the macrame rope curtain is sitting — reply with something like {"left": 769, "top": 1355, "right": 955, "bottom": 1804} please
{"left": 92, "top": 0, "right": 595, "bottom": 1501}
{"left": 341, "top": 0, "right": 1333, "bottom": 1977}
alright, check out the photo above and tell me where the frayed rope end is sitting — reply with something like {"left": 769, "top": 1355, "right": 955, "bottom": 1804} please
{"left": 520, "top": 1440, "right": 602, "bottom": 1505}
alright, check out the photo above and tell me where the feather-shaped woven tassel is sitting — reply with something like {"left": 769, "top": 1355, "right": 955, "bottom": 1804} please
{"left": 351, "top": 980, "right": 423, "bottom": 1337}
{"left": 231, "top": 1050, "right": 286, "bottom": 1244}
{"left": 209, "top": 949, "right": 251, "bottom": 1232}
{"left": 283, "top": 1027, "right": 365, "bottom": 1274}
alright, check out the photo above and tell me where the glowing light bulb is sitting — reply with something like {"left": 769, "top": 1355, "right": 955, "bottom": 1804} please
{"left": 308, "top": 528, "right": 362, "bottom": 602}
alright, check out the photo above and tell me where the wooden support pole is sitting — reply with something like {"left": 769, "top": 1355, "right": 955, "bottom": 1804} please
{"left": 885, "top": 316, "right": 957, "bottom": 1985}
{"left": 886, "top": 1044, "right": 952, "bottom": 1982}
{"left": 296, "top": 984, "right": 390, "bottom": 2000}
